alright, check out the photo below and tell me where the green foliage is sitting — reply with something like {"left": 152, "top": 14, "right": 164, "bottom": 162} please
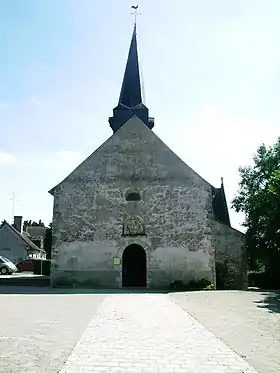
{"left": 215, "top": 259, "right": 239, "bottom": 290}
{"left": 232, "top": 137, "right": 280, "bottom": 286}
{"left": 170, "top": 278, "right": 215, "bottom": 291}
{"left": 43, "top": 223, "right": 52, "bottom": 259}
{"left": 187, "top": 278, "right": 214, "bottom": 290}
{"left": 248, "top": 271, "right": 274, "bottom": 289}
{"left": 204, "top": 283, "right": 215, "bottom": 290}
{"left": 23, "top": 219, "right": 45, "bottom": 230}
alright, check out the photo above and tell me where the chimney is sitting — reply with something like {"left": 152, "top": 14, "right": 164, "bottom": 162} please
{"left": 13, "top": 216, "right": 23, "bottom": 233}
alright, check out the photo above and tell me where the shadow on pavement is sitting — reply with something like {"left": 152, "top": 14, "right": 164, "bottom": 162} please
{"left": 0, "top": 286, "right": 172, "bottom": 295}
{"left": 253, "top": 290, "right": 280, "bottom": 313}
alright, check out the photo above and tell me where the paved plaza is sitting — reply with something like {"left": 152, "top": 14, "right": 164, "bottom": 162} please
{"left": 0, "top": 288, "right": 279, "bottom": 373}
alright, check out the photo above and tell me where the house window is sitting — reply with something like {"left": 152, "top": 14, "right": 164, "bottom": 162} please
{"left": 125, "top": 189, "right": 141, "bottom": 201}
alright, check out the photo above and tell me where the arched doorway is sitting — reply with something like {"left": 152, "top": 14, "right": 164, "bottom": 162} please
{"left": 122, "top": 244, "right": 147, "bottom": 287}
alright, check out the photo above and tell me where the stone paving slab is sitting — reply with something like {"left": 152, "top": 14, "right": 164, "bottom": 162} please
{"left": 0, "top": 292, "right": 105, "bottom": 373}
{"left": 60, "top": 294, "right": 258, "bottom": 373}
{"left": 170, "top": 290, "right": 280, "bottom": 373}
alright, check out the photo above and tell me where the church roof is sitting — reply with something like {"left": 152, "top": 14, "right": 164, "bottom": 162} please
{"left": 49, "top": 19, "right": 232, "bottom": 230}
{"left": 109, "top": 23, "right": 154, "bottom": 133}
{"left": 118, "top": 23, "right": 143, "bottom": 108}
{"left": 212, "top": 180, "right": 231, "bottom": 226}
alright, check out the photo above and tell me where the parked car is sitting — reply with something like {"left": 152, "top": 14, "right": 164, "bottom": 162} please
{"left": 16, "top": 259, "right": 35, "bottom": 272}
{"left": 0, "top": 256, "right": 18, "bottom": 275}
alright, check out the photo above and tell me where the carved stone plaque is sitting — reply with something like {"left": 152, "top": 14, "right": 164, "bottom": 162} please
{"left": 122, "top": 214, "right": 145, "bottom": 236}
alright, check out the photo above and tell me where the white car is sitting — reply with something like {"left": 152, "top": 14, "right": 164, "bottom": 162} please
{"left": 0, "top": 256, "right": 18, "bottom": 275}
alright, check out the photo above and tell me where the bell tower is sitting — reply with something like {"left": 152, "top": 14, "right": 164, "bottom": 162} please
{"left": 109, "top": 18, "right": 154, "bottom": 133}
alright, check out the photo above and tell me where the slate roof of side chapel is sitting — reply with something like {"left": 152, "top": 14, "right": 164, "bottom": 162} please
{"left": 49, "top": 22, "right": 231, "bottom": 227}
{"left": 0, "top": 221, "right": 46, "bottom": 253}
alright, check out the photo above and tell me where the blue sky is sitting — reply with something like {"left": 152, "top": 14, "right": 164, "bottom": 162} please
{"left": 0, "top": 0, "right": 280, "bottom": 230}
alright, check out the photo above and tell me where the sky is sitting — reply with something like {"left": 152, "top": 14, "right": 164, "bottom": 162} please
{"left": 0, "top": 0, "right": 280, "bottom": 231}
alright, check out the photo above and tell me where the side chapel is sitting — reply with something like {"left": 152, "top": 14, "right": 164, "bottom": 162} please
{"left": 49, "top": 22, "right": 247, "bottom": 289}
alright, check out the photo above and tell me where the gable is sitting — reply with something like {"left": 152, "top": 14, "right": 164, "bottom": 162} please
{"left": 0, "top": 223, "right": 28, "bottom": 251}
{"left": 0, "top": 222, "right": 44, "bottom": 253}
{"left": 49, "top": 116, "right": 214, "bottom": 194}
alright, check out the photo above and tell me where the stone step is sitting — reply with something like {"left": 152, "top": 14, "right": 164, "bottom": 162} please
{"left": 0, "top": 275, "right": 50, "bottom": 287}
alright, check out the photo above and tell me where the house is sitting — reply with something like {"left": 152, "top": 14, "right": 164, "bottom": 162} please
{"left": 49, "top": 24, "right": 247, "bottom": 289}
{"left": 23, "top": 222, "right": 47, "bottom": 250}
{"left": 0, "top": 216, "right": 46, "bottom": 264}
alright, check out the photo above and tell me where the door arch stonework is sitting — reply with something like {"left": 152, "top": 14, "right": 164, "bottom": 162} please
{"left": 122, "top": 244, "right": 147, "bottom": 287}
{"left": 116, "top": 238, "right": 151, "bottom": 288}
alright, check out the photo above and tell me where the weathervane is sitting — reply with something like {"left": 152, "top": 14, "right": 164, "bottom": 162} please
{"left": 131, "top": 5, "right": 141, "bottom": 25}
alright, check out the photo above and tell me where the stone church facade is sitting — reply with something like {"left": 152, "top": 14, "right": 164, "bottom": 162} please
{"left": 49, "top": 24, "right": 247, "bottom": 289}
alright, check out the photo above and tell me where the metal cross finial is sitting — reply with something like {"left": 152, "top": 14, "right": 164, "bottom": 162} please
{"left": 131, "top": 5, "right": 141, "bottom": 25}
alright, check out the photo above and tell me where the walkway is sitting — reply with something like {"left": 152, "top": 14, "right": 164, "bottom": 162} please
{"left": 60, "top": 294, "right": 258, "bottom": 372}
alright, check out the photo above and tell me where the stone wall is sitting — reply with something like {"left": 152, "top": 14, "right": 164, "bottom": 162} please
{"left": 51, "top": 116, "right": 218, "bottom": 288}
{"left": 215, "top": 222, "right": 247, "bottom": 290}
{"left": 51, "top": 182, "right": 217, "bottom": 288}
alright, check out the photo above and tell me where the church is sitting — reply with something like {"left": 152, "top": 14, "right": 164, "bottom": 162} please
{"left": 49, "top": 23, "right": 247, "bottom": 289}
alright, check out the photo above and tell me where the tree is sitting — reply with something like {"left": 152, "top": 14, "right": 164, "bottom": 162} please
{"left": 23, "top": 220, "right": 45, "bottom": 228}
{"left": 43, "top": 223, "right": 52, "bottom": 259}
{"left": 232, "top": 137, "right": 280, "bottom": 287}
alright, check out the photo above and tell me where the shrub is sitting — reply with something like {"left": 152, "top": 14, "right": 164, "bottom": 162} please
{"left": 170, "top": 278, "right": 215, "bottom": 291}
{"left": 215, "top": 258, "right": 238, "bottom": 290}
{"left": 187, "top": 278, "right": 214, "bottom": 290}
{"left": 170, "top": 280, "right": 185, "bottom": 290}
{"left": 204, "top": 283, "right": 215, "bottom": 290}
{"left": 248, "top": 271, "right": 276, "bottom": 289}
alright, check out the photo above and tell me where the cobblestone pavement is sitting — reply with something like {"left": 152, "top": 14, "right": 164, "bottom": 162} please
{"left": 170, "top": 290, "right": 280, "bottom": 373}
{"left": 0, "top": 290, "right": 105, "bottom": 373}
{"left": 60, "top": 293, "right": 258, "bottom": 373}
{"left": 1, "top": 289, "right": 277, "bottom": 373}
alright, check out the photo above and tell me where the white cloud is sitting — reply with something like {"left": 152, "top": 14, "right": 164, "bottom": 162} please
{"left": 38, "top": 150, "right": 84, "bottom": 174}
{"left": 55, "top": 150, "right": 84, "bottom": 164}
{"left": 30, "top": 97, "right": 41, "bottom": 105}
{"left": 0, "top": 152, "right": 14, "bottom": 167}
{"left": 174, "top": 105, "right": 279, "bottom": 177}
{"left": 160, "top": 105, "right": 280, "bottom": 231}
{"left": 200, "top": 105, "right": 225, "bottom": 119}
{"left": 3, "top": 150, "right": 84, "bottom": 172}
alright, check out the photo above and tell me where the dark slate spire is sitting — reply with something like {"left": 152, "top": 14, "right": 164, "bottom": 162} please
{"left": 118, "top": 23, "right": 142, "bottom": 107}
{"left": 109, "top": 23, "right": 154, "bottom": 133}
